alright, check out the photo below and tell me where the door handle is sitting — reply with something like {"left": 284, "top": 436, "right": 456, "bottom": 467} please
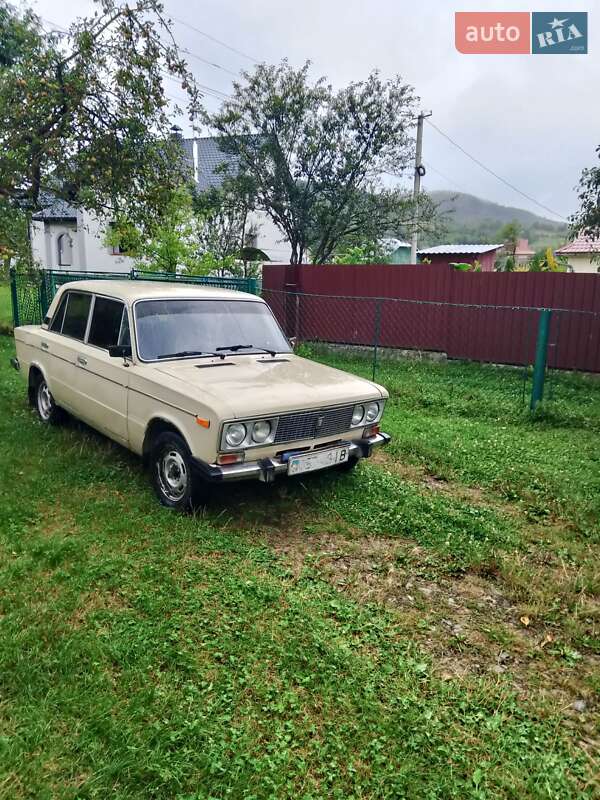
{"left": 77, "top": 356, "right": 88, "bottom": 366}
{"left": 41, "top": 342, "right": 49, "bottom": 350}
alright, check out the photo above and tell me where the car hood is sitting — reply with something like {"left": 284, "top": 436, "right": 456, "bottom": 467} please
{"left": 151, "top": 354, "right": 386, "bottom": 418}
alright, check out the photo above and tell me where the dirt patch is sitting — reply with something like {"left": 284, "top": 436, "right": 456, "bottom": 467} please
{"left": 68, "top": 590, "right": 129, "bottom": 629}
{"left": 265, "top": 525, "right": 599, "bottom": 733}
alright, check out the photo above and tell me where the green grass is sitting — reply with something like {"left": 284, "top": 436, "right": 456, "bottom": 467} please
{"left": 0, "top": 282, "right": 12, "bottom": 332}
{"left": 304, "top": 346, "right": 600, "bottom": 539}
{"left": 0, "top": 335, "right": 598, "bottom": 798}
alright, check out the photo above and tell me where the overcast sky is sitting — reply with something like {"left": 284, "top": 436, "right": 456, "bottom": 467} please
{"left": 31, "top": 0, "right": 598, "bottom": 222}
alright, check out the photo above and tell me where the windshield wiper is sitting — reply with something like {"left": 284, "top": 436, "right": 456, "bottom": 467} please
{"left": 216, "top": 343, "right": 277, "bottom": 357}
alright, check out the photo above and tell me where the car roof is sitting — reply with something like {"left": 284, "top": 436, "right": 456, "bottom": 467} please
{"left": 55, "top": 279, "right": 264, "bottom": 304}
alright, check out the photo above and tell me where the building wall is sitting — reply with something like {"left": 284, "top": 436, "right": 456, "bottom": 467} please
{"left": 30, "top": 212, "right": 135, "bottom": 273}
{"left": 563, "top": 253, "right": 600, "bottom": 274}
{"left": 389, "top": 246, "right": 412, "bottom": 264}
{"left": 31, "top": 209, "right": 293, "bottom": 272}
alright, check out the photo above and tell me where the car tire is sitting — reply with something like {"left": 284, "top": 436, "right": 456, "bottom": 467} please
{"left": 34, "top": 375, "right": 64, "bottom": 425}
{"left": 150, "top": 431, "right": 207, "bottom": 512}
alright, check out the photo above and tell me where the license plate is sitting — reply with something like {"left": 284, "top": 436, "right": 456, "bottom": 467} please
{"left": 287, "top": 446, "right": 349, "bottom": 476}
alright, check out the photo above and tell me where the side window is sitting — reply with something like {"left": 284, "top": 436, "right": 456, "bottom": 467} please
{"left": 88, "top": 297, "right": 126, "bottom": 349}
{"left": 62, "top": 292, "right": 92, "bottom": 340}
{"left": 118, "top": 310, "right": 131, "bottom": 347}
{"left": 49, "top": 292, "right": 68, "bottom": 333}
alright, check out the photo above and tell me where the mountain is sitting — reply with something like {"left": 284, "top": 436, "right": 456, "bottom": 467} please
{"left": 421, "top": 191, "right": 569, "bottom": 251}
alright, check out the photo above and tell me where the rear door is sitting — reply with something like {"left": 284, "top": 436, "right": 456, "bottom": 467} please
{"left": 42, "top": 290, "right": 92, "bottom": 413}
{"left": 74, "top": 294, "right": 130, "bottom": 443}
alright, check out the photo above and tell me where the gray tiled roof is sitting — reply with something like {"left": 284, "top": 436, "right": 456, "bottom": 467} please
{"left": 32, "top": 193, "right": 78, "bottom": 220}
{"left": 194, "top": 136, "right": 240, "bottom": 191}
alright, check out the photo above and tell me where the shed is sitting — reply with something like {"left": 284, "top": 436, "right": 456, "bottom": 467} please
{"left": 417, "top": 244, "right": 503, "bottom": 272}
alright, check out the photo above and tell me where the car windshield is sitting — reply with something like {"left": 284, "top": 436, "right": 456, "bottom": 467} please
{"left": 135, "top": 299, "right": 292, "bottom": 361}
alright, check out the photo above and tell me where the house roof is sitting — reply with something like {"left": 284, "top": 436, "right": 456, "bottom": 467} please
{"left": 555, "top": 235, "right": 600, "bottom": 255}
{"left": 32, "top": 194, "right": 78, "bottom": 221}
{"left": 385, "top": 239, "right": 412, "bottom": 250}
{"left": 191, "top": 136, "right": 240, "bottom": 191}
{"left": 417, "top": 244, "right": 502, "bottom": 256}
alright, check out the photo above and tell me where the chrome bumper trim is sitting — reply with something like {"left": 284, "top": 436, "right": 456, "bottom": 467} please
{"left": 193, "top": 432, "right": 391, "bottom": 484}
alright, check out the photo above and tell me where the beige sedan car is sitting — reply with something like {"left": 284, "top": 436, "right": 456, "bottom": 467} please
{"left": 12, "top": 281, "right": 390, "bottom": 510}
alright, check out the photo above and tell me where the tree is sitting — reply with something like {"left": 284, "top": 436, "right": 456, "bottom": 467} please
{"left": 0, "top": 0, "right": 200, "bottom": 265}
{"left": 207, "top": 61, "right": 428, "bottom": 264}
{"left": 327, "top": 187, "right": 440, "bottom": 263}
{"left": 496, "top": 219, "right": 521, "bottom": 271}
{"left": 192, "top": 183, "right": 249, "bottom": 275}
{"left": 571, "top": 144, "right": 600, "bottom": 243}
{"left": 106, "top": 186, "right": 202, "bottom": 273}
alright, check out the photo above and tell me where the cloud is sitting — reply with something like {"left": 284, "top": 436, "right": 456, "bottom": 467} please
{"left": 31, "top": 0, "right": 598, "bottom": 219}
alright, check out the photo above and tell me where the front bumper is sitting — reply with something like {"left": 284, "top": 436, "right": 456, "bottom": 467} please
{"left": 192, "top": 431, "right": 391, "bottom": 484}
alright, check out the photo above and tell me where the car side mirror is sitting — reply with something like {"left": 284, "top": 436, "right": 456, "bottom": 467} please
{"left": 288, "top": 337, "right": 297, "bottom": 350}
{"left": 108, "top": 344, "right": 132, "bottom": 359}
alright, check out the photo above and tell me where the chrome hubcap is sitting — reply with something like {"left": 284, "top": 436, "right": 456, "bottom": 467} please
{"left": 37, "top": 381, "right": 53, "bottom": 421}
{"left": 158, "top": 449, "right": 188, "bottom": 501}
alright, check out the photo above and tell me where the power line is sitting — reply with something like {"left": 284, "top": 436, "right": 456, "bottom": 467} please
{"left": 425, "top": 119, "right": 568, "bottom": 222}
{"left": 169, "top": 14, "right": 260, "bottom": 65}
{"left": 179, "top": 47, "right": 240, "bottom": 78}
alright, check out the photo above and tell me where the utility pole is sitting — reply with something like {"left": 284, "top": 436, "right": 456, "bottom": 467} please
{"left": 410, "top": 111, "right": 432, "bottom": 263}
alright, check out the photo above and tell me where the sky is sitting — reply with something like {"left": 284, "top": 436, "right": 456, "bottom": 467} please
{"left": 30, "top": 0, "right": 599, "bottom": 223}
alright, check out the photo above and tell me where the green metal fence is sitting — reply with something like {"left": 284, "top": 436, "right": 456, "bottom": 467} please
{"left": 9, "top": 268, "right": 259, "bottom": 328}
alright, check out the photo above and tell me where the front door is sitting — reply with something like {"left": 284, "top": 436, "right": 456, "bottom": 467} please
{"left": 74, "top": 295, "right": 130, "bottom": 444}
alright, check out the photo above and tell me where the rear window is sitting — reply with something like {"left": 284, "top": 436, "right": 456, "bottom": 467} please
{"left": 88, "top": 297, "right": 126, "bottom": 349}
{"left": 62, "top": 292, "right": 92, "bottom": 340}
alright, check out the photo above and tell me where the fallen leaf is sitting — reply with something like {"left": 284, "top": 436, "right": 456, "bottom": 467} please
{"left": 539, "top": 634, "right": 553, "bottom": 649}
{"left": 520, "top": 615, "right": 531, "bottom": 627}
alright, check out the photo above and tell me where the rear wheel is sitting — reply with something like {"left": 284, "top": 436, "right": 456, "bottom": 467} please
{"left": 34, "top": 375, "right": 64, "bottom": 425}
{"left": 150, "top": 431, "right": 208, "bottom": 512}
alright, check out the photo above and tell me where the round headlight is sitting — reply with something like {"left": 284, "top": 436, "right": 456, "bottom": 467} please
{"left": 365, "top": 401, "right": 380, "bottom": 422}
{"left": 251, "top": 420, "right": 271, "bottom": 443}
{"left": 225, "top": 423, "right": 246, "bottom": 447}
{"left": 351, "top": 404, "right": 365, "bottom": 426}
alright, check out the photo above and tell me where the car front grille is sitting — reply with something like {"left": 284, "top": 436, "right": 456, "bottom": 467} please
{"left": 274, "top": 405, "right": 354, "bottom": 444}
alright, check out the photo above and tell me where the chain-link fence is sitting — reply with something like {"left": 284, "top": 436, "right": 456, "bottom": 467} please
{"left": 9, "top": 268, "right": 260, "bottom": 328}
{"left": 262, "top": 288, "right": 600, "bottom": 409}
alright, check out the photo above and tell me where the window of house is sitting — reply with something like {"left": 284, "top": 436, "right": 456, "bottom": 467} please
{"left": 61, "top": 292, "right": 92, "bottom": 340}
{"left": 88, "top": 297, "right": 129, "bottom": 350}
{"left": 57, "top": 233, "right": 73, "bottom": 267}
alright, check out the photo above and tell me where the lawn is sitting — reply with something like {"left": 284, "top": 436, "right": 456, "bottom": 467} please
{"left": 0, "top": 282, "right": 12, "bottom": 332}
{"left": 0, "top": 334, "right": 598, "bottom": 799}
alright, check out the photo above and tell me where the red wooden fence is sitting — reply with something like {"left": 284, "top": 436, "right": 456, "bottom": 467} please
{"left": 262, "top": 263, "right": 600, "bottom": 372}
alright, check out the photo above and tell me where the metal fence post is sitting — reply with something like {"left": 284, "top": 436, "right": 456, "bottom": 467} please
{"left": 9, "top": 267, "right": 19, "bottom": 328}
{"left": 373, "top": 299, "right": 383, "bottom": 381}
{"left": 530, "top": 309, "right": 552, "bottom": 412}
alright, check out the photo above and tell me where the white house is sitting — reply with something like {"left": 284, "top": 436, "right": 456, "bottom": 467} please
{"left": 555, "top": 235, "right": 600, "bottom": 274}
{"left": 30, "top": 135, "right": 292, "bottom": 272}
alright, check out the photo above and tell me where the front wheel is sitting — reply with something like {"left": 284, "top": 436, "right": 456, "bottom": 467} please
{"left": 34, "top": 376, "right": 64, "bottom": 425}
{"left": 150, "top": 431, "right": 207, "bottom": 512}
